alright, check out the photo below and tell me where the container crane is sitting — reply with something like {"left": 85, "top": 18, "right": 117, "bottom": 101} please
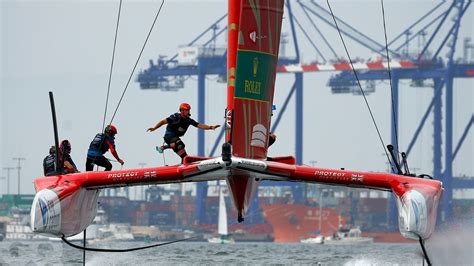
{"left": 137, "top": 0, "right": 473, "bottom": 226}
{"left": 292, "top": 0, "right": 474, "bottom": 226}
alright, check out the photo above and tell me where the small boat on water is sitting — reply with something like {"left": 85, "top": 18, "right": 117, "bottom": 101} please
{"left": 7, "top": 207, "right": 47, "bottom": 241}
{"left": 208, "top": 187, "right": 235, "bottom": 244}
{"left": 300, "top": 235, "right": 324, "bottom": 244}
{"left": 323, "top": 227, "right": 373, "bottom": 245}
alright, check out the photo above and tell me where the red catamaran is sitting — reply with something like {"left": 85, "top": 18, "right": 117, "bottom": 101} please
{"left": 31, "top": 0, "right": 443, "bottom": 256}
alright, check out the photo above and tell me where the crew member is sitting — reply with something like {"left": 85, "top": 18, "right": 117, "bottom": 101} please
{"left": 43, "top": 140, "right": 80, "bottom": 175}
{"left": 147, "top": 103, "right": 220, "bottom": 162}
{"left": 268, "top": 132, "right": 277, "bottom": 147}
{"left": 86, "top": 124, "right": 124, "bottom": 171}
{"left": 59, "top": 139, "right": 79, "bottom": 174}
{"left": 43, "top": 146, "right": 56, "bottom": 176}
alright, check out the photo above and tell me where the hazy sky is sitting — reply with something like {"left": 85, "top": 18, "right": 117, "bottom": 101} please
{"left": 1, "top": 0, "right": 473, "bottom": 195}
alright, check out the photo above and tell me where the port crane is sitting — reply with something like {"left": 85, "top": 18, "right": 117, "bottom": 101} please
{"left": 137, "top": 0, "right": 474, "bottom": 225}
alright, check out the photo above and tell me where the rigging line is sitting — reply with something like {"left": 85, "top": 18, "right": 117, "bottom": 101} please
{"left": 325, "top": 0, "right": 394, "bottom": 172}
{"left": 61, "top": 234, "right": 198, "bottom": 252}
{"left": 102, "top": 0, "right": 123, "bottom": 132}
{"left": 91, "top": 0, "right": 123, "bottom": 172}
{"left": 381, "top": 0, "right": 400, "bottom": 165}
{"left": 109, "top": 0, "right": 165, "bottom": 124}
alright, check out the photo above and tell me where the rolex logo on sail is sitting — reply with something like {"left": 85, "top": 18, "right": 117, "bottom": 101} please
{"left": 244, "top": 57, "right": 261, "bottom": 95}
{"left": 253, "top": 57, "right": 259, "bottom": 77}
{"left": 235, "top": 51, "right": 271, "bottom": 100}
{"left": 244, "top": 80, "right": 261, "bottom": 94}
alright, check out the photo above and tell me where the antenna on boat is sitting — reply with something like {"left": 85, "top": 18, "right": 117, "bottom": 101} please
{"left": 401, "top": 152, "right": 411, "bottom": 175}
{"left": 387, "top": 145, "right": 403, "bottom": 175}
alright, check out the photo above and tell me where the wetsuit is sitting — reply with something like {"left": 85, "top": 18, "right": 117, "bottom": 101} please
{"left": 61, "top": 153, "right": 78, "bottom": 173}
{"left": 43, "top": 151, "right": 78, "bottom": 175}
{"left": 86, "top": 133, "right": 118, "bottom": 171}
{"left": 159, "top": 113, "right": 199, "bottom": 160}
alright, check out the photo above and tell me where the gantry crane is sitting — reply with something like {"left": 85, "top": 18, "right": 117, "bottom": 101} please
{"left": 137, "top": 0, "right": 474, "bottom": 226}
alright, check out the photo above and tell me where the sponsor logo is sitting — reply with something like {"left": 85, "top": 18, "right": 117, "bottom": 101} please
{"left": 107, "top": 171, "right": 140, "bottom": 181}
{"left": 244, "top": 80, "right": 261, "bottom": 95}
{"left": 107, "top": 172, "right": 139, "bottom": 178}
{"left": 234, "top": 51, "right": 271, "bottom": 101}
{"left": 38, "top": 198, "right": 48, "bottom": 226}
{"left": 239, "top": 159, "right": 266, "bottom": 169}
{"left": 243, "top": 57, "right": 262, "bottom": 95}
{"left": 314, "top": 171, "right": 351, "bottom": 182}
{"left": 199, "top": 160, "right": 220, "bottom": 166}
{"left": 249, "top": 31, "right": 257, "bottom": 43}
{"left": 314, "top": 171, "right": 346, "bottom": 177}
{"left": 197, "top": 159, "right": 223, "bottom": 171}
{"left": 253, "top": 57, "right": 259, "bottom": 77}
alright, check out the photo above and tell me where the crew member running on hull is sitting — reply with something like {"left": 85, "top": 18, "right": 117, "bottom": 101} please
{"left": 86, "top": 124, "right": 124, "bottom": 171}
{"left": 147, "top": 103, "right": 220, "bottom": 162}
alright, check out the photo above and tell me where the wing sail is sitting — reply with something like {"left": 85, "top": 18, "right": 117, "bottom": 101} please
{"left": 230, "top": 0, "right": 284, "bottom": 159}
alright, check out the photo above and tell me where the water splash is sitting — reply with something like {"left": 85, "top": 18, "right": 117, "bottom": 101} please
{"left": 344, "top": 258, "right": 382, "bottom": 266}
{"left": 425, "top": 218, "right": 474, "bottom": 265}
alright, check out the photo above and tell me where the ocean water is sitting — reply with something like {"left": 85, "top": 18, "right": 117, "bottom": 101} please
{"left": 0, "top": 241, "right": 426, "bottom": 265}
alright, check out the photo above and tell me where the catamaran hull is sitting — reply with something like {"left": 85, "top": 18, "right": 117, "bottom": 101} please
{"left": 31, "top": 188, "right": 99, "bottom": 238}
{"left": 395, "top": 187, "right": 442, "bottom": 240}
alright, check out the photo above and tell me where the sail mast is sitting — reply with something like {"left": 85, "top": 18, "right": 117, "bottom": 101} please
{"left": 226, "top": 0, "right": 241, "bottom": 142}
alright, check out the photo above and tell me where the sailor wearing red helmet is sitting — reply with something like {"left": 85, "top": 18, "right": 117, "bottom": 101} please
{"left": 86, "top": 124, "right": 124, "bottom": 171}
{"left": 147, "top": 103, "right": 220, "bottom": 162}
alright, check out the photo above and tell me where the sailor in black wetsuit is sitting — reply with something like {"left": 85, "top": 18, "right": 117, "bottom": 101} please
{"left": 43, "top": 146, "right": 56, "bottom": 176}
{"left": 86, "top": 124, "right": 124, "bottom": 171}
{"left": 147, "top": 103, "right": 220, "bottom": 162}
{"left": 43, "top": 140, "right": 79, "bottom": 175}
{"left": 59, "top": 140, "right": 79, "bottom": 174}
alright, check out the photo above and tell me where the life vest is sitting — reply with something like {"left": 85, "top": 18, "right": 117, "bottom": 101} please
{"left": 43, "top": 154, "right": 56, "bottom": 176}
{"left": 88, "top": 133, "right": 115, "bottom": 156}
{"left": 165, "top": 113, "right": 199, "bottom": 138}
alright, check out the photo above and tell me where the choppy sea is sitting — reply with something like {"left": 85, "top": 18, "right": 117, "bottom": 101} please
{"left": 0, "top": 241, "right": 428, "bottom": 265}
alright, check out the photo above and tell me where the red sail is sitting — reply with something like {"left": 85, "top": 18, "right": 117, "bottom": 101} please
{"left": 230, "top": 0, "right": 284, "bottom": 159}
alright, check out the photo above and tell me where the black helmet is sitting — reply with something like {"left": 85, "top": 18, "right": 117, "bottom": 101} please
{"left": 60, "top": 140, "right": 71, "bottom": 154}
{"left": 105, "top": 124, "right": 118, "bottom": 135}
{"left": 49, "top": 146, "right": 56, "bottom": 155}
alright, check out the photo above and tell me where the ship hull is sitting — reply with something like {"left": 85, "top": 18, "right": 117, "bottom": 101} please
{"left": 261, "top": 203, "right": 344, "bottom": 243}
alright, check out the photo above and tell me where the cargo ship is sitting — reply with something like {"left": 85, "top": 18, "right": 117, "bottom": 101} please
{"left": 261, "top": 203, "right": 344, "bottom": 242}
